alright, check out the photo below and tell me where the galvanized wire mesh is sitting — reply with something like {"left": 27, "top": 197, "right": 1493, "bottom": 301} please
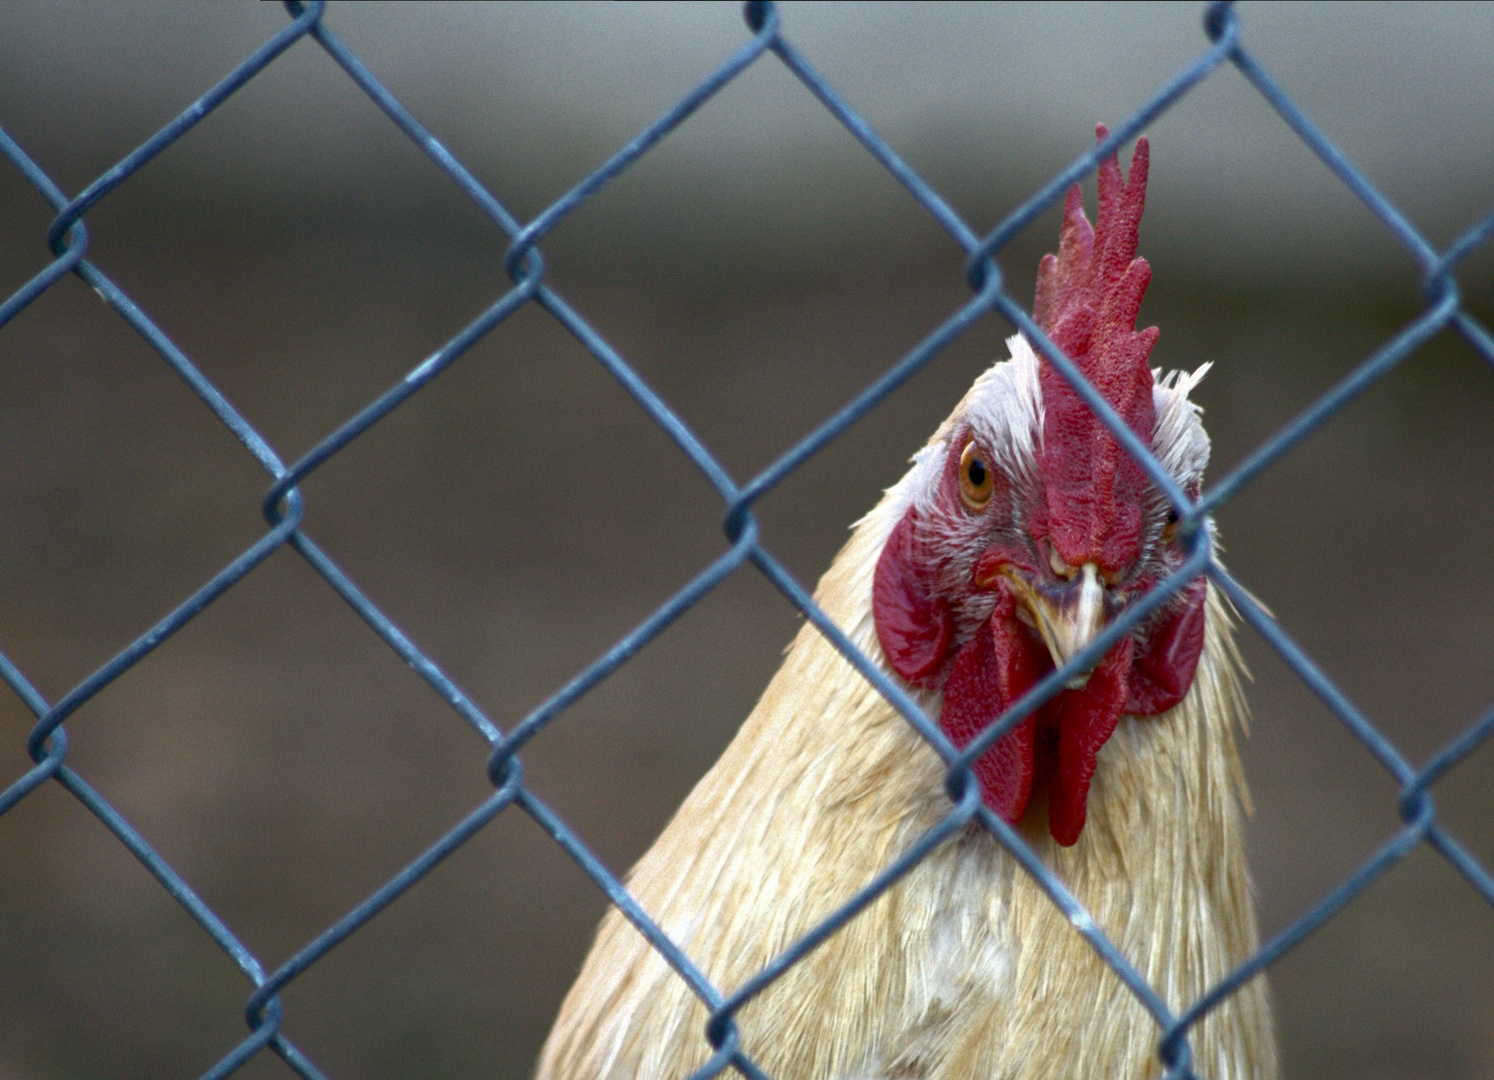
{"left": 2, "top": 2, "right": 1492, "bottom": 1077}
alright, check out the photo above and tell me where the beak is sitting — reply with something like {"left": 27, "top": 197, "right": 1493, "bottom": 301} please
{"left": 986, "top": 562, "right": 1107, "bottom": 689}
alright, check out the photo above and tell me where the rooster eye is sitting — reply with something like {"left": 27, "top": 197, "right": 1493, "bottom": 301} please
{"left": 958, "top": 440, "right": 994, "bottom": 510}
{"left": 1162, "top": 509, "right": 1180, "bottom": 544}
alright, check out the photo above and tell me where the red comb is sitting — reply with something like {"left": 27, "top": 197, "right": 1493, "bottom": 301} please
{"left": 1034, "top": 125, "right": 1159, "bottom": 576}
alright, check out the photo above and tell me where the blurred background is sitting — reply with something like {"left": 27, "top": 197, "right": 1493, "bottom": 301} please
{"left": 1, "top": 2, "right": 1492, "bottom": 1078}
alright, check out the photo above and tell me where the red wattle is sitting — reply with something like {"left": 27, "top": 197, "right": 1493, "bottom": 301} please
{"left": 1125, "top": 578, "right": 1207, "bottom": 716}
{"left": 937, "top": 584, "right": 1042, "bottom": 825}
{"left": 1049, "top": 637, "right": 1134, "bottom": 846}
{"left": 874, "top": 502, "right": 1204, "bottom": 845}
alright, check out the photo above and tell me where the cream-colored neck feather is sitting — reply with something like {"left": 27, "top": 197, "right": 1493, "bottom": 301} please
{"left": 536, "top": 499, "right": 1277, "bottom": 1080}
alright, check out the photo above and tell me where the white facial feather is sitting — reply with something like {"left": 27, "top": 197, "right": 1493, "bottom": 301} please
{"left": 1151, "top": 361, "right": 1212, "bottom": 492}
{"left": 868, "top": 333, "right": 1212, "bottom": 537}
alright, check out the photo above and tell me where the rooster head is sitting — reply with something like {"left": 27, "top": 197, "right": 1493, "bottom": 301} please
{"left": 872, "top": 128, "right": 1211, "bottom": 846}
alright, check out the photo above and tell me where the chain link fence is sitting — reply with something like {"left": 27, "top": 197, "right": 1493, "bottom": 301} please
{"left": 2, "top": 2, "right": 1492, "bottom": 1077}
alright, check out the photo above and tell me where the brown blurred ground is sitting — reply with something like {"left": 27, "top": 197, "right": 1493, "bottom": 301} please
{"left": 2, "top": 6, "right": 1494, "bottom": 1079}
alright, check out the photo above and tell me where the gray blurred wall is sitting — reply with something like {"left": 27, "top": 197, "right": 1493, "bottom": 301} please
{"left": 4, "top": 2, "right": 1493, "bottom": 277}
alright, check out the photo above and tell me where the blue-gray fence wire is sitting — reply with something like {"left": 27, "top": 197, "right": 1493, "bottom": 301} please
{"left": 2, "top": 2, "right": 1493, "bottom": 1078}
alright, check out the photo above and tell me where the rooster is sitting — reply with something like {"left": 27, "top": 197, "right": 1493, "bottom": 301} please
{"left": 537, "top": 130, "right": 1276, "bottom": 1080}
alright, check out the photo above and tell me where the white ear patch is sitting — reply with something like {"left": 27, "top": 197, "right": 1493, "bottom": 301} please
{"left": 1152, "top": 362, "right": 1212, "bottom": 492}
